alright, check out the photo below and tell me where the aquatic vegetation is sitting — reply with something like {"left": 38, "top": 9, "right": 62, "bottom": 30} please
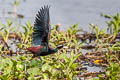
{"left": 0, "top": 20, "right": 81, "bottom": 79}
{"left": 103, "top": 13, "right": 120, "bottom": 36}
{"left": 0, "top": 13, "right": 120, "bottom": 80}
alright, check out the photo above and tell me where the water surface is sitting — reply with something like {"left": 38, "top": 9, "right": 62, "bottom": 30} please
{"left": 0, "top": 0, "right": 120, "bottom": 31}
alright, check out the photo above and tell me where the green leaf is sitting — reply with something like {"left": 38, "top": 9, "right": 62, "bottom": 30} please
{"left": 27, "top": 67, "right": 40, "bottom": 75}
{"left": 72, "top": 24, "right": 78, "bottom": 28}
{"left": 10, "top": 27, "right": 15, "bottom": 32}
{"left": 26, "top": 21, "right": 31, "bottom": 29}
{"left": 72, "top": 30, "right": 77, "bottom": 35}
{"left": 28, "top": 75, "right": 34, "bottom": 80}
{"left": 16, "top": 63, "right": 24, "bottom": 71}
{"left": 69, "top": 53, "right": 80, "bottom": 68}
{"left": 22, "top": 26, "right": 27, "bottom": 33}
{"left": 59, "top": 53, "right": 69, "bottom": 63}
{"left": 4, "top": 29, "right": 8, "bottom": 35}
{"left": 106, "top": 71, "right": 110, "bottom": 76}
{"left": 71, "top": 63, "right": 78, "bottom": 70}
{"left": 42, "top": 63, "right": 51, "bottom": 72}
{"left": 7, "top": 19, "right": 12, "bottom": 27}
{"left": 49, "top": 42, "right": 56, "bottom": 48}
{"left": 52, "top": 69, "right": 59, "bottom": 77}
{"left": 30, "top": 59, "right": 40, "bottom": 67}
{"left": 70, "top": 50, "right": 74, "bottom": 61}
{"left": 0, "top": 27, "right": 5, "bottom": 31}
{"left": 17, "top": 43, "right": 22, "bottom": 48}
{"left": 42, "top": 73, "right": 49, "bottom": 80}
{"left": 14, "top": 0, "right": 19, "bottom": 6}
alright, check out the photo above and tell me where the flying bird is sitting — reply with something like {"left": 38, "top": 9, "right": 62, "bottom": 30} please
{"left": 26, "top": 5, "right": 63, "bottom": 58}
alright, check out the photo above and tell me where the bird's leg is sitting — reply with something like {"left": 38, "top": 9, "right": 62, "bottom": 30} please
{"left": 24, "top": 50, "right": 29, "bottom": 74}
{"left": 39, "top": 56, "right": 42, "bottom": 62}
{"left": 24, "top": 50, "right": 28, "bottom": 74}
{"left": 24, "top": 60, "right": 27, "bottom": 74}
{"left": 38, "top": 56, "right": 42, "bottom": 65}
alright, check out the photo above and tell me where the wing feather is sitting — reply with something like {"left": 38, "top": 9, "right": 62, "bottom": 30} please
{"left": 32, "top": 5, "right": 50, "bottom": 46}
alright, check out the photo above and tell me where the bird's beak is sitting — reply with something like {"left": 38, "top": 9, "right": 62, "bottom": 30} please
{"left": 57, "top": 45, "right": 63, "bottom": 49}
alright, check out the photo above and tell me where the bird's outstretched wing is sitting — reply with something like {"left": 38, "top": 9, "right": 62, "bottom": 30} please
{"left": 32, "top": 5, "right": 50, "bottom": 46}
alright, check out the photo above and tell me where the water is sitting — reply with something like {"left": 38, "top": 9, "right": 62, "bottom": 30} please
{"left": 0, "top": 0, "right": 120, "bottom": 31}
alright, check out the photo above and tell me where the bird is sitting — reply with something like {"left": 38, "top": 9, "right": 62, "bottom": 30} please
{"left": 26, "top": 5, "right": 63, "bottom": 59}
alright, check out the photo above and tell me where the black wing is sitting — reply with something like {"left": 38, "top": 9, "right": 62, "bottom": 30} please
{"left": 32, "top": 5, "right": 50, "bottom": 46}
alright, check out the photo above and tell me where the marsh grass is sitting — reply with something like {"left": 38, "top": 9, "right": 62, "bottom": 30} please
{"left": 0, "top": 13, "right": 120, "bottom": 80}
